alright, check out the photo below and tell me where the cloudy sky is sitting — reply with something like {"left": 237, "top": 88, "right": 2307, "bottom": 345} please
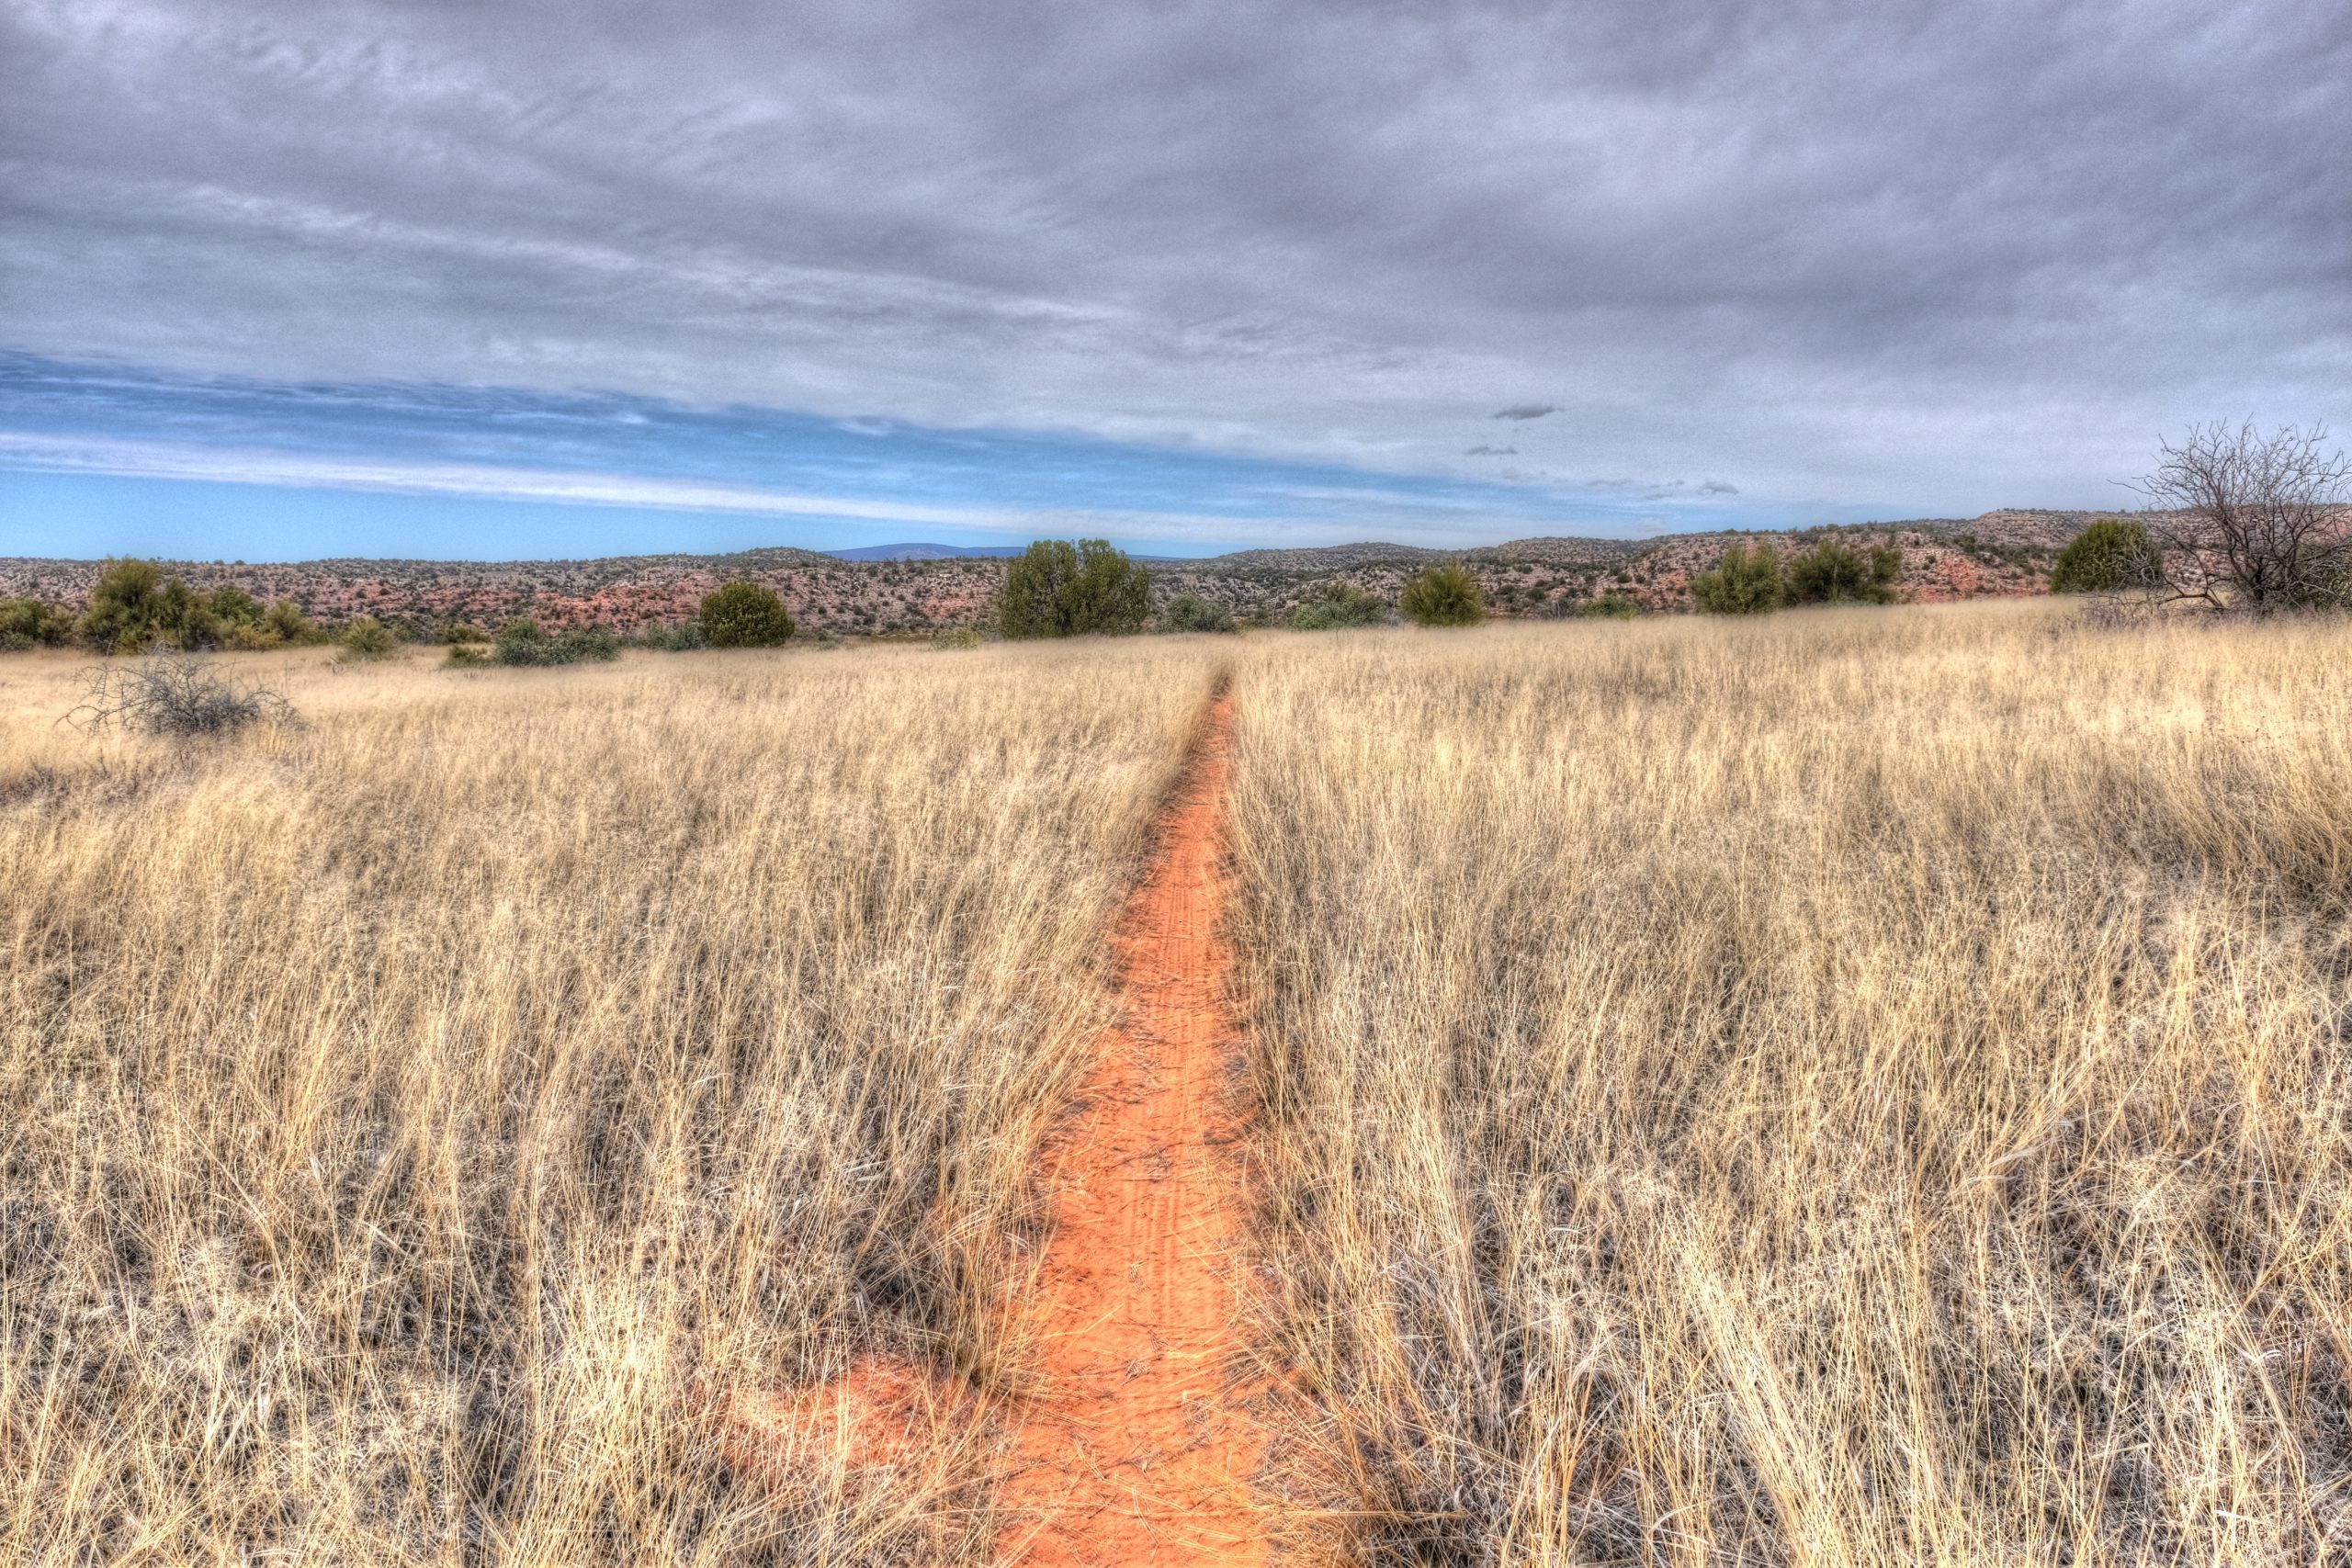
{"left": 4, "top": 0, "right": 2346, "bottom": 559}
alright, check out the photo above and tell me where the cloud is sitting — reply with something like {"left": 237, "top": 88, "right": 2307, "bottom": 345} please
{"left": 1, "top": 0, "right": 2346, "bottom": 534}
{"left": 1464, "top": 444, "right": 1517, "bottom": 456}
{"left": 1697, "top": 479, "right": 1739, "bottom": 496}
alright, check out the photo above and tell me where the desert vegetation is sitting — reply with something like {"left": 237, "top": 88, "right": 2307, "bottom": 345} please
{"left": 1399, "top": 561, "right": 1486, "bottom": 626}
{"left": 997, "top": 538, "right": 1151, "bottom": 638}
{"left": 1, "top": 508, "right": 2080, "bottom": 650}
{"left": 8, "top": 595, "right": 2350, "bottom": 1565}
{"left": 1, "top": 638, "right": 1218, "bottom": 1564}
{"left": 1227, "top": 603, "right": 2352, "bottom": 1564}
{"left": 699, "top": 579, "right": 796, "bottom": 647}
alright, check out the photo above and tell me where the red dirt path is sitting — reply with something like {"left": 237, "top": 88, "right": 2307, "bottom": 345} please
{"left": 723, "top": 690, "right": 1268, "bottom": 1563}
{"left": 994, "top": 690, "right": 1267, "bottom": 1566}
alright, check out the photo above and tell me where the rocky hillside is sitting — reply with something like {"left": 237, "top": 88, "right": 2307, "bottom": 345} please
{"left": 1, "top": 512, "right": 2083, "bottom": 637}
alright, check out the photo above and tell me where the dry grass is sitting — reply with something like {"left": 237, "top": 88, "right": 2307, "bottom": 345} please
{"left": 1228, "top": 604, "right": 2352, "bottom": 1565}
{"left": 0, "top": 641, "right": 1221, "bottom": 1565}
{"left": 11, "top": 603, "right": 2352, "bottom": 1567}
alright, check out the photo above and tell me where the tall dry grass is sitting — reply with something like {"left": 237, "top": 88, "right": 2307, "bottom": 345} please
{"left": 1, "top": 641, "right": 1220, "bottom": 1565}
{"left": 1228, "top": 604, "right": 2352, "bottom": 1565}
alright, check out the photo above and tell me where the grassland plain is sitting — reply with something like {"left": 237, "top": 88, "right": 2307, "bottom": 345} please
{"left": 9, "top": 602, "right": 2352, "bottom": 1567}
{"left": 1225, "top": 604, "right": 2352, "bottom": 1565}
{"left": 0, "top": 639, "right": 1226, "bottom": 1565}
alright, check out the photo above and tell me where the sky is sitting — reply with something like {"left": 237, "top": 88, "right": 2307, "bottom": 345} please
{"left": 3, "top": 0, "right": 2346, "bottom": 561}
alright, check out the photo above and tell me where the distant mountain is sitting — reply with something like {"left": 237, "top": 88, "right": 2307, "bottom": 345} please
{"left": 828, "top": 542, "right": 1030, "bottom": 560}
{"left": 830, "top": 541, "right": 1193, "bottom": 561}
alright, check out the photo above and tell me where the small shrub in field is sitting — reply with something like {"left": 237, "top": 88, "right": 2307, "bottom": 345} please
{"left": 446, "top": 642, "right": 492, "bottom": 668}
{"left": 78, "top": 558, "right": 180, "bottom": 653}
{"left": 67, "top": 654, "right": 297, "bottom": 737}
{"left": 334, "top": 615, "right": 401, "bottom": 663}
{"left": 701, "top": 581, "right": 794, "bottom": 648}
{"left": 1159, "top": 593, "right": 1238, "bottom": 634}
{"left": 72, "top": 564, "right": 281, "bottom": 652}
{"left": 1290, "top": 581, "right": 1388, "bottom": 630}
{"left": 556, "top": 625, "right": 621, "bottom": 662}
{"left": 1786, "top": 539, "right": 1901, "bottom": 604}
{"left": 1000, "top": 538, "right": 1152, "bottom": 638}
{"left": 2051, "top": 518, "right": 2164, "bottom": 594}
{"left": 1581, "top": 592, "right": 1641, "bottom": 619}
{"left": 639, "top": 620, "right": 708, "bottom": 651}
{"left": 265, "top": 599, "right": 323, "bottom": 646}
{"left": 1691, "top": 541, "right": 1787, "bottom": 614}
{"left": 1, "top": 596, "right": 74, "bottom": 651}
{"left": 492, "top": 619, "right": 555, "bottom": 665}
{"left": 1399, "top": 562, "right": 1485, "bottom": 626}
{"left": 932, "top": 625, "right": 985, "bottom": 649}
{"left": 206, "top": 585, "right": 263, "bottom": 627}
{"left": 490, "top": 620, "right": 620, "bottom": 667}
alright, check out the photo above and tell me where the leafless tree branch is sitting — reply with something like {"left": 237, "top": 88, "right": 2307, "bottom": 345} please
{"left": 2130, "top": 422, "right": 2352, "bottom": 614}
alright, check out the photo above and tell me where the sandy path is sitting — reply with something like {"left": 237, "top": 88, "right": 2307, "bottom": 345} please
{"left": 994, "top": 689, "right": 1268, "bottom": 1567}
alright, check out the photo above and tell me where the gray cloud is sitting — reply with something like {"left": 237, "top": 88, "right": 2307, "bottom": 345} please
{"left": 1492, "top": 404, "right": 1559, "bottom": 422}
{"left": 3, "top": 0, "right": 2348, "bottom": 523}
{"left": 1464, "top": 444, "right": 1517, "bottom": 456}
{"left": 1698, "top": 479, "right": 1738, "bottom": 496}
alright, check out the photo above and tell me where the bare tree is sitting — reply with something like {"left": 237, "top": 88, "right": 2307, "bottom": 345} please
{"left": 2132, "top": 422, "right": 2352, "bottom": 613}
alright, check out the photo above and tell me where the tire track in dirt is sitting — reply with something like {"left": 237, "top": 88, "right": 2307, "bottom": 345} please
{"left": 994, "top": 685, "right": 1267, "bottom": 1567}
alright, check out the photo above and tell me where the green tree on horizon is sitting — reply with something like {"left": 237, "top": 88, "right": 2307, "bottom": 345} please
{"left": 700, "top": 580, "right": 796, "bottom": 647}
{"left": 1690, "top": 540, "right": 1787, "bottom": 614}
{"left": 999, "top": 539, "right": 1151, "bottom": 638}
{"left": 2050, "top": 517, "right": 2163, "bottom": 594}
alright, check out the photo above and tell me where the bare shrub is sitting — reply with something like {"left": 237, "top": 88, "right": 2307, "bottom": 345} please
{"left": 66, "top": 653, "right": 298, "bottom": 737}
{"left": 2134, "top": 421, "right": 2352, "bottom": 613}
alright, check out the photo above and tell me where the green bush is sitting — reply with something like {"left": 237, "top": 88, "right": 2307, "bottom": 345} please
{"left": 558, "top": 626, "right": 620, "bottom": 662}
{"left": 1290, "top": 581, "right": 1388, "bottom": 630}
{"left": 79, "top": 558, "right": 178, "bottom": 652}
{"left": 205, "top": 586, "right": 263, "bottom": 628}
{"left": 1690, "top": 541, "right": 1787, "bottom": 614}
{"left": 334, "top": 615, "right": 401, "bottom": 662}
{"left": 699, "top": 580, "right": 795, "bottom": 648}
{"left": 1786, "top": 539, "right": 1901, "bottom": 604}
{"left": 1581, "top": 592, "right": 1641, "bottom": 619}
{"left": 2050, "top": 518, "right": 2163, "bottom": 594}
{"left": 485, "top": 618, "right": 619, "bottom": 667}
{"left": 1399, "top": 562, "right": 1486, "bottom": 626}
{"left": 446, "top": 642, "right": 492, "bottom": 668}
{"left": 637, "top": 620, "right": 708, "bottom": 651}
{"left": 265, "top": 599, "right": 323, "bottom": 646}
{"left": 492, "top": 618, "right": 555, "bottom": 665}
{"left": 1000, "top": 539, "right": 1152, "bottom": 638}
{"left": 931, "top": 625, "right": 985, "bottom": 649}
{"left": 1159, "top": 592, "right": 1238, "bottom": 634}
{"left": 0, "top": 596, "right": 74, "bottom": 650}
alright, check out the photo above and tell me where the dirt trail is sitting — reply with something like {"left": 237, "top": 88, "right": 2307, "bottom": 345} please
{"left": 724, "top": 690, "right": 1266, "bottom": 1562}
{"left": 993, "top": 688, "right": 1267, "bottom": 1566}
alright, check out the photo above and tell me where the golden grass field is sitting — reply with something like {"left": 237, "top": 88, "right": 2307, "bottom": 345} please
{"left": 2, "top": 640, "right": 1221, "bottom": 1565}
{"left": 1227, "top": 604, "right": 2352, "bottom": 1565}
{"left": 7, "top": 601, "right": 2352, "bottom": 1565}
